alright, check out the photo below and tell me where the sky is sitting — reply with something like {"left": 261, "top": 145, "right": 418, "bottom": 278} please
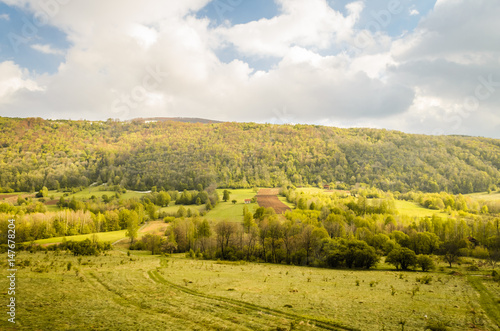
{"left": 0, "top": 0, "right": 499, "bottom": 138}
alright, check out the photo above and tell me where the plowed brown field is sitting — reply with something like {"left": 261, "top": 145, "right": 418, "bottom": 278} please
{"left": 256, "top": 188, "right": 291, "bottom": 214}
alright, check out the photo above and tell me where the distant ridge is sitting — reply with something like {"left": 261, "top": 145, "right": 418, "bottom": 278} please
{"left": 133, "top": 117, "right": 223, "bottom": 124}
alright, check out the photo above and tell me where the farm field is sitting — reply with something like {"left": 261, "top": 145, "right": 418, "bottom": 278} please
{"left": 0, "top": 251, "right": 498, "bottom": 330}
{"left": 256, "top": 188, "right": 291, "bottom": 214}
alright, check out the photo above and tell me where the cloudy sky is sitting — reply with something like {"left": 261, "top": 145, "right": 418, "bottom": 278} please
{"left": 0, "top": 0, "right": 499, "bottom": 138}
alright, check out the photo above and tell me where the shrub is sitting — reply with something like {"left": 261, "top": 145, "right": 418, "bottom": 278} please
{"left": 491, "top": 270, "right": 500, "bottom": 283}
{"left": 416, "top": 255, "right": 435, "bottom": 272}
{"left": 59, "top": 239, "right": 112, "bottom": 256}
{"left": 416, "top": 275, "right": 433, "bottom": 284}
{"left": 323, "top": 238, "right": 379, "bottom": 269}
{"left": 164, "top": 216, "right": 175, "bottom": 223}
{"left": 466, "top": 264, "right": 479, "bottom": 271}
{"left": 386, "top": 247, "right": 417, "bottom": 270}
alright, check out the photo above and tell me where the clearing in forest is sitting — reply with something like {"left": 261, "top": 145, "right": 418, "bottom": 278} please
{"left": 256, "top": 188, "right": 291, "bottom": 214}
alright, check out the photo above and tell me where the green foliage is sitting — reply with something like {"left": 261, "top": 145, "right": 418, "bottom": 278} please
{"left": 1, "top": 117, "right": 499, "bottom": 193}
{"left": 323, "top": 238, "right": 379, "bottom": 269}
{"left": 222, "top": 190, "right": 230, "bottom": 202}
{"left": 59, "top": 239, "right": 111, "bottom": 256}
{"left": 416, "top": 255, "right": 435, "bottom": 272}
{"left": 386, "top": 247, "right": 417, "bottom": 270}
{"left": 125, "top": 212, "right": 139, "bottom": 243}
{"left": 36, "top": 186, "right": 49, "bottom": 198}
{"left": 441, "top": 239, "right": 468, "bottom": 267}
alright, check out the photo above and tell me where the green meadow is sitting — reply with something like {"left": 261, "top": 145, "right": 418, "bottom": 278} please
{"left": 33, "top": 230, "right": 127, "bottom": 245}
{"left": 393, "top": 200, "right": 447, "bottom": 218}
{"left": 0, "top": 251, "right": 498, "bottom": 330}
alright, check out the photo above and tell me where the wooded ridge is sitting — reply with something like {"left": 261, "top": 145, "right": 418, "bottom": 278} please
{"left": 0, "top": 116, "right": 499, "bottom": 193}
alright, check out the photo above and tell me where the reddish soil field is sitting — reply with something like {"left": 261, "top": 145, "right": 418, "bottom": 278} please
{"left": 256, "top": 189, "right": 291, "bottom": 214}
{"left": 45, "top": 200, "right": 59, "bottom": 205}
{"left": 0, "top": 194, "right": 17, "bottom": 200}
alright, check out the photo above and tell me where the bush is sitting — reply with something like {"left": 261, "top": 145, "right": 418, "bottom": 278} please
{"left": 466, "top": 264, "right": 479, "bottom": 271}
{"left": 164, "top": 216, "right": 175, "bottom": 223}
{"left": 129, "top": 241, "right": 146, "bottom": 250}
{"left": 59, "top": 239, "right": 112, "bottom": 256}
{"left": 492, "top": 270, "right": 500, "bottom": 282}
{"left": 323, "top": 238, "right": 379, "bottom": 269}
{"left": 386, "top": 247, "right": 417, "bottom": 270}
{"left": 416, "top": 255, "right": 435, "bottom": 272}
{"left": 416, "top": 275, "right": 433, "bottom": 284}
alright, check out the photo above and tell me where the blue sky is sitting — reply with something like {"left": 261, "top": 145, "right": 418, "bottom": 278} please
{"left": 0, "top": 0, "right": 437, "bottom": 74}
{"left": 0, "top": 2, "right": 69, "bottom": 74}
{"left": 0, "top": 0, "right": 499, "bottom": 138}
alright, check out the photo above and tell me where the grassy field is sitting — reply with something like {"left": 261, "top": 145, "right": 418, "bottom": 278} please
{"left": 52, "top": 186, "right": 149, "bottom": 200}
{"left": 32, "top": 221, "right": 170, "bottom": 246}
{"left": 466, "top": 191, "right": 500, "bottom": 202}
{"left": 1, "top": 251, "right": 498, "bottom": 330}
{"left": 33, "top": 230, "right": 128, "bottom": 245}
{"left": 159, "top": 204, "right": 205, "bottom": 215}
{"left": 205, "top": 189, "right": 259, "bottom": 222}
{"left": 393, "top": 200, "right": 447, "bottom": 218}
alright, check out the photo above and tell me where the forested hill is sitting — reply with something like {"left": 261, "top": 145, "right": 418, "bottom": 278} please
{"left": 0, "top": 116, "right": 499, "bottom": 194}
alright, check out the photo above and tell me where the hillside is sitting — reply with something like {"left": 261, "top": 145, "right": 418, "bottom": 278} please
{"left": 132, "top": 117, "right": 224, "bottom": 124}
{"left": 0, "top": 116, "right": 499, "bottom": 194}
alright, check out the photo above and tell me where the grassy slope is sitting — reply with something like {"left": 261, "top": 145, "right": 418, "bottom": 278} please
{"left": 466, "top": 191, "right": 500, "bottom": 202}
{"left": 33, "top": 221, "right": 169, "bottom": 245}
{"left": 295, "top": 187, "right": 445, "bottom": 219}
{"left": 33, "top": 230, "right": 128, "bottom": 245}
{"left": 205, "top": 189, "right": 259, "bottom": 222}
{"left": 467, "top": 276, "right": 500, "bottom": 328}
{"left": 393, "top": 200, "right": 447, "bottom": 218}
{"left": 1, "top": 251, "right": 497, "bottom": 330}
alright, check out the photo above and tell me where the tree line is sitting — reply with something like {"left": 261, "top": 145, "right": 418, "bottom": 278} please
{"left": 0, "top": 187, "right": 219, "bottom": 244}
{"left": 132, "top": 189, "right": 500, "bottom": 272}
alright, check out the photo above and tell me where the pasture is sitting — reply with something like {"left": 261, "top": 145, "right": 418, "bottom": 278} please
{"left": 1, "top": 250, "right": 498, "bottom": 330}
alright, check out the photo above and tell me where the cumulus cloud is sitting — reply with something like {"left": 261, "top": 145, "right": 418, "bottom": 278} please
{"left": 214, "top": 0, "right": 363, "bottom": 58}
{"left": 388, "top": 0, "right": 500, "bottom": 137}
{"left": 0, "top": 61, "right": 43, "bottom": 106}
{"left": 0, "top": 0, "right": 498, "bottom": 138}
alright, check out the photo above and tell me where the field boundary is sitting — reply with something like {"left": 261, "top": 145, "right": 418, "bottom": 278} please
{"left": 148, "top": 266, "right": 357, "bottom": 331}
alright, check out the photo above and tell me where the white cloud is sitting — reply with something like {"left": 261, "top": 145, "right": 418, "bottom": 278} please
{"left": 0, "top": 0, "right": 498, "bottom": 138}
{"left": 0, "top": 13, "right": 9, "bottom": 21}
{"left": 388, "top": 0, "right": 500, "bottom": 137}
{"left": 214, "top": 0, "right": 363, "bottom": 58}
{"left": 31, "top": 44, "right": 65, "bottom": 55}
{"left": 409, "top": 9, "right": 419, "bottom": 16}
{"left": 0, "top": 61, "right": 43, "bottom": 106}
